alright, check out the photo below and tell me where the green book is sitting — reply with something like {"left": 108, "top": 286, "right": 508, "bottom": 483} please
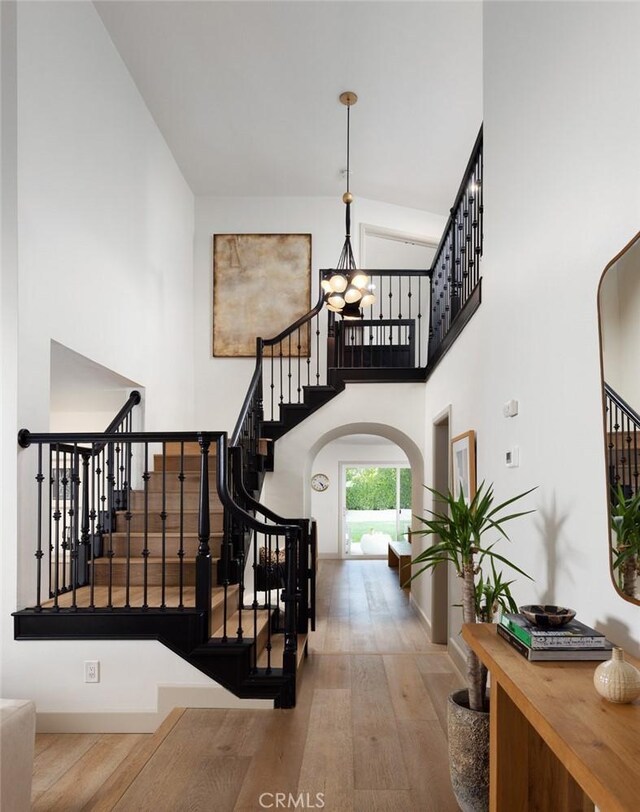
{"left": 499, "top": 612, "right": 607, "bottom": 650}
{"left": 496, "top": 624, "right": 612, "bottom": 661}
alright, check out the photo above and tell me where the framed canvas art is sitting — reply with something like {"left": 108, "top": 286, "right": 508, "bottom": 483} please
{"left": 451, "top": 430, "right": 476, "bottom": 503}
{"left": 213, "top": 233, "right": 311, "bottom": 357}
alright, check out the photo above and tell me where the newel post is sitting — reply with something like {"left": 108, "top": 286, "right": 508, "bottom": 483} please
{"left": 196, "top": 436, "right": 212, "bottom": 638}
{"left": 281, "top": 526, "right": 299, "bottom": 706}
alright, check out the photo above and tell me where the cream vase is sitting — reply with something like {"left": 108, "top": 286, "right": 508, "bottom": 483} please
{"left": 593, "top": 647, "right": 640, "bottom": 704}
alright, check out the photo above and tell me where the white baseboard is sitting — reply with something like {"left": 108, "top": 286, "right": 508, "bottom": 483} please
{"left": 36, "top": 683, "right": 272, "bottom": 733}
{"left": 448, "top": 634, "right": 467, "bottom": 680}
{"left": 409, "top": 593, "right": 433, "bottom": 640}
{"left": 409, "top": 594, "right": 467, "bottom": 683}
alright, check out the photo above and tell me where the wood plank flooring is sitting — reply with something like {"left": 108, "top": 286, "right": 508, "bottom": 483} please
{"left": 32, "top": 559, "right": 465, "bottom": 811}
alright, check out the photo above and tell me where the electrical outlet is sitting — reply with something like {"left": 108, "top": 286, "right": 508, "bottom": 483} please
{"left": 84, "top": 660, "right": 100, "bottom": 683}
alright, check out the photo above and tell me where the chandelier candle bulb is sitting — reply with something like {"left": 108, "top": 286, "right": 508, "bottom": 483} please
{"left": 329, "top": 274, "right": 348, "bottom": 293}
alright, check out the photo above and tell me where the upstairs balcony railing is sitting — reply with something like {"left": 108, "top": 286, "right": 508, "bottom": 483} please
{"left": 428, "top": 126, "right": 483, "bottom": 365}
{"left": 233, "top": 126, "right": 483, "bottom": 449}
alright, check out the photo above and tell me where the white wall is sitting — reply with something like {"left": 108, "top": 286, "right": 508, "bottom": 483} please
{"left": 412, "top": 1, "right": 640, "bottom": 660}
{"left": 310, "top": 437, "right": 409, "bottom": 557}
{"left": 16, "top": 2, "right": 195, "bottom": 436}
{"left": 260, "top": 383, "right": 426, "bottom": 556}
{"left": 0, "top": 0, "right": 20, "bottom": 707}
{"left": 194, "top": 195, "right": 445, "bottom": 432}
{"left": 0, "top": 2, "right": 217, "bottom": 719}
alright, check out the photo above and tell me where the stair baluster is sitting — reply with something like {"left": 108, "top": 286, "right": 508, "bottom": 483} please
{"left": 196, "top": 437, "right": 212, "bottom": 637}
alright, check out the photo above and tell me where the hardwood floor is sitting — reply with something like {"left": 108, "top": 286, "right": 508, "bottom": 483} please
{"left": 31, "top": 559, "right": 465, "bottom": 811}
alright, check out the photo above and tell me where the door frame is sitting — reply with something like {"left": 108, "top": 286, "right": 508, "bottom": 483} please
{"left": 430, "top": 406, "right": 451, "bottom": 644}
{"left": 339, "top": 460, "right": 411, "bottom": 560}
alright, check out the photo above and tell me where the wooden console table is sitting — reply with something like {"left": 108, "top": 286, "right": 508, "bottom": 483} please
{"left": 462, "top": 623, "right": 640, "bottom": 812}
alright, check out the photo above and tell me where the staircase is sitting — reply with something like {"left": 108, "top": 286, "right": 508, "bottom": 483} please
{"left": 14, "top": 128, "right": 482, "bottom": 710}
{"left": 15, "top": 427, "right": 312, "bottom": 708}
{"left": 261, "top": 383, "right": 343, "bottom": 442}
{"left": 92, "top": 442, "right": 224, "bottom": 593}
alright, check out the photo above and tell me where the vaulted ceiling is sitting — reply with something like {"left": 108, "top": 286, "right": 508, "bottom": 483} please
{"left": 95, "top": 1, "right": 483, "bottom": 214}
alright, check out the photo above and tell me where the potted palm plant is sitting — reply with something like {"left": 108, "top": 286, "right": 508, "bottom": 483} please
{"left": 610, "top": 484, "right": 640, "bottom": 598}
{"left": 410, "top": 482, "right": 535, "bottom": 812}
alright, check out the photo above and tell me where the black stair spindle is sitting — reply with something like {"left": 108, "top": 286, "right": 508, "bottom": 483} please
{"left": 287, "top": 336, "right": 292, "bottom": 403}
{"left": 106, "top": 442, "right": 115, "bottom": 609}
{"left": 48, "top": 447, "right": 54, "bottom": 600}
{"left": 89, "top": 446, "right": 97, "bottom": 610}
{"left": 35, "top": 445, "right": 44, "bottom": 610}
{"left": 61, "top": 450, "right": 69, "bottom": 592}
{"left": 161, "top": 443, "right": 167, "bottom": 608}
{"left": 270, "top": 346, "right": 275, "bottom": 421}
{"left": 53, "top": 446, "right": 61, "bottom": 606}
{"left": 142, "top": 443, "right": 150, "bottom": 609}
{"left": 196, "top": 437, "right": 212, "bottom": 638}
{"left": 80, "top": 453, "right": 90, "bottom": 596}
{"left": 124, "top": 443, "right": 132, "bottom": 609}
{"left": 178, "top": 442, "right": 185, "bottom": 609}
{"left": 297, "top": 328, "right": 302, "bottom": 403}
{"left": 315, "top": 312, "right": 320, "bottom": 385}
{"left": 70, "top": 446, "right": 79, "bottom": 609}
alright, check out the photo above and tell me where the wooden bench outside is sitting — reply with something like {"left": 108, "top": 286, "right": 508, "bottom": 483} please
{"left": 387, "top": 540, "right": 412, "bottom": 589}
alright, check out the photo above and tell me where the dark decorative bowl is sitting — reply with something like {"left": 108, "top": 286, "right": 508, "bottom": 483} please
{"left": 519, "top": 604, "right": 576, "bottom": 628}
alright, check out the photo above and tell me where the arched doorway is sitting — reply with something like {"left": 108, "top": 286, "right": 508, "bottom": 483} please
{"left": 310, "top": 433, "right": 411, "bottom": 559}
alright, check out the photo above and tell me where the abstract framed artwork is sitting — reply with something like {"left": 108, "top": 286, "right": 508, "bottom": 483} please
{"left": 451, "top": 430, "right": 476, "bottom": 503}
{"left": 213, "top": 233, "right": 312, "bottom": 357}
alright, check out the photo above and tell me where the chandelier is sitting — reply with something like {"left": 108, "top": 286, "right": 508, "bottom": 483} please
{"left": 321, "top": 92, "right": 376, "bottom": 319}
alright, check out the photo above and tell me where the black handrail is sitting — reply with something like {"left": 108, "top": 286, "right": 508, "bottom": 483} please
{"left": 427, "top": 126, "right": 483, "bottom": 363}
{"left": 41, "top": 390, "right": 141, "bottom": 456}
{"left": 103, "top": 390, "right": 141, "bottom": 435}
{"left": 440, "top": 125, "right": 483, "bottom": 250}
{"left": 263, "top": 288, "right": 325, "bottom": 348}
{"left": 605, "top": 383, "right": 640, "bottom": 428}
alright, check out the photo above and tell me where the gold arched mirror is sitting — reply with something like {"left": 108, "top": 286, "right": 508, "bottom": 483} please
{"left": 599, "top": 232, "right": 640, "bottom": 605}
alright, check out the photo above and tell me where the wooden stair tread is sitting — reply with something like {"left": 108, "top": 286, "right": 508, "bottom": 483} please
{"left": 211, "top": 608, "right": 271, "bottom": 640}
{"left": 123, "top": 509, "right": 223, "bottom": 515}
{"left": 39, "top": 583, "right": 238, "bottom": 610}
{"left": 92, "top": 556, "right": 220, "bottom": 564}
{"left": 256, "top": 632, "right": 307, "bottom": 670}
{"left": 103, "top": 531, "right": 223, "bottom": 538}
{"left": 163, "top": 441, "right": 214, "bottom": 456}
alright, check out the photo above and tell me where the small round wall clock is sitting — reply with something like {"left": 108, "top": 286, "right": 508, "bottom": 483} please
{"left": 311, "top": 473, "right": 329, "bottom": 492}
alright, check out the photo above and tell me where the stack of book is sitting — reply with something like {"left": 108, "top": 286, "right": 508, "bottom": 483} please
{"left": 498, "top": 611, "right": 613, "bottom": 661}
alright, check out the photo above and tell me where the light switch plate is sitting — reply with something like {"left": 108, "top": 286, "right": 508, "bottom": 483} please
{"left": 505, "top": 447, "right": 520, "bottom": 468}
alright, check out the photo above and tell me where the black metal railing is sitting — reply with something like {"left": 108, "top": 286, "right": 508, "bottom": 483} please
{"left": 260, "top": 292, "right": 326, "bottom": 423}
{"left": 33, "top": 390, "right": 141, "bottom": 602}
{"left": 233, "top": 128, "right": 483, "bottom": 442}
{"left": 605, "top": 383, "right": 640, "bottom": 500}
{"left": 18, "top": 428, "right": 303, "bottom": 681}
{"left": 229, "top": 446, "right": 316, "bottom": 638}
{"left": 428, "top": 126, "right": 483, "bottom": 363}
{"left": 326, "top": 270, "right": 431, "bottom": 372}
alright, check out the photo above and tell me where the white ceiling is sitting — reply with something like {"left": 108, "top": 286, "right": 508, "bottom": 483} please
{"left": 95, "top": 1, "right": 483, "bottom": 213}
